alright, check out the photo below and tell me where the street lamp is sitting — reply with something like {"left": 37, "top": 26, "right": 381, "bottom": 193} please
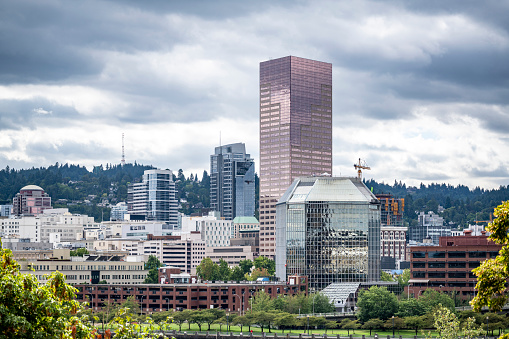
{"left": 227, "top": 312, "right": 230, "bottom": 332}
{"left": 392, "top": 315, "right": 395, "bottom": 338}
{"left": 307, "top": 315, "right": 310, "bottom": 335}
{"left": 140, "top": 295, "right": 144, "bottom": 316}
{"left": 233, "top": 294, "right": 243, "bottom": 315}
{"left": 165, "top": 298, "right": 170, "bottom": 311}
{"left": 486, "top": 316, "right": 489, "bottom": 338}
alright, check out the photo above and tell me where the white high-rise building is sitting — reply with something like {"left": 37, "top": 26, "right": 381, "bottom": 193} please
{"left": 127, "top": 169, "right": 178, "bottom": 226}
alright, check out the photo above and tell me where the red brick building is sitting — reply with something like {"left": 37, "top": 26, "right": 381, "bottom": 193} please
{"left": 76, "top": 276, "right": 307, "bottom": 313}
{"left": 406, "top": 234, "right": 501, "bottom": 299}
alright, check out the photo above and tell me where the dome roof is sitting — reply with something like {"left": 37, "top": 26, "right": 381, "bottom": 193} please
{"left": 20, "top": 184, "right": 44, "bottom": 191}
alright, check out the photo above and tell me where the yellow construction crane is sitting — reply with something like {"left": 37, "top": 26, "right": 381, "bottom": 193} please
{"left": 354, "top": 158, "right": 371, "bottom": 179}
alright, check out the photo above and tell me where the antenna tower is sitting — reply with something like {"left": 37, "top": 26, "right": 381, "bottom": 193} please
{"left": 121, "top": 133, "right": 126, "bottom": 166}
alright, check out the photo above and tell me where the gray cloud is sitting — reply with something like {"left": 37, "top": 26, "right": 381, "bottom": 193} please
{"left": 1, "top": 0, "right": 509, "bottom": 188}
{"left": 0, "top": 97, "right": 81, "bottom": 130}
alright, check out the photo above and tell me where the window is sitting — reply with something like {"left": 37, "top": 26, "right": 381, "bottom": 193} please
{"left": 412, "top": 252, "right": 425, "bottom": 258}
{"left": 413, "top": 272, "right": 425, "bottom": 278}
{"left": 413, "top": 262, "right": 425, "bottom": 268}
{"left": 428, "top": 252, "right": 445, "bottom": 258}
{"left": 428, "top": 272, "right": 446, "bottom": 278}
{"left": 448, "top": 262, "right": 466, "bottom": 268}
{"left": 428, "top": 262, "right": 445, "bottom": 269}
{"left": 448, "top": 252, "right": 466, "bottom": 258}
{"left": 469, "top": 252, "right": 486, "bottom": 258}
{"left": 448, "top": 272, "right": 466, "bottom": 278}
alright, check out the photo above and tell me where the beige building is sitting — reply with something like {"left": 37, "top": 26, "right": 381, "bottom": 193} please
{"left": 17, "top": 249, "right": 147, "bottom": 285}
{"left": 380, "top": 226, "right": 407, "bottom": 262}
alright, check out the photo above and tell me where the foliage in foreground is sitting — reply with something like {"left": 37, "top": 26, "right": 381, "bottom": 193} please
{"left": 0, "top": 240, "right": 95, "bottom": 338}
{"left": 471, "top": 200, "right": 509, "bottom": 312}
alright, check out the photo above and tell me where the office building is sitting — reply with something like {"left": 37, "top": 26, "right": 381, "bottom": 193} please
{"left": 110, "top": 202, "right": 128, "bottom": 221}
{"left": 259, "top": 56, "right": 333, "bottom": 258}
{"left": 407, "top": 234, "right": 501, "bottom": 299}
{"left": 376, "top": 194, "right": 404, "bottom": 227}
{"left": 275, "top": 176, "right": 381, "bottom": 291}
{"left": 0, "top": 204, "right": 12, "bottom": 217}
{"left": 181, "top": 212, "right": 233, "bottom": 247}
{"left": 409, "top": 211, "right": 450, "bottom": 245}
{"left": 380, "top": 226, "right": 407, "bottom": 263}
{"left": 12, "top": 185, "right": 52, "bottom": 216}
{"left": 127, "top": 169, "right": 178, "bottom": 226}
{"left": 210, "top": 143, "right": 255, "bottom": 220}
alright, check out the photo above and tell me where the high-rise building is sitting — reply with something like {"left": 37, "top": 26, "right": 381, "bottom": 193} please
{"left": 12, "top": 185, "right": 52, "bottom": 216}
{"left": 275, "top": 176, "right": 381, "bottom": 291}
{"left": 127, "top": 169, "right": 178, "bottom": 226}
{"left": 210, "top": 143, "right": 255, "bottom": 220}
{"left": 259, "top": 56, "right": 333, "bottom": 258}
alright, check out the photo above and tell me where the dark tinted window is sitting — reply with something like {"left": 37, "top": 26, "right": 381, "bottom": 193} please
{"left": 449, "top": 272, "right": 466, "bottom": 278}
{"left": 428, "top": 272, "right": 446, "bottom": 278}
{"left": 413, "top": 272, "right": 426, "bottom": 278}
{"left": 429, "top": 252, "right": 446, "bottom": 258}
{"left": 413, "top": 252, "right": 425, "bottom": 258}
{"left": 448, "top": 252, "right": 466, "bottom": 258}
{"left": 413, "top": 262, "right": 425, "bottom": 268}
{"left": 448, "top": 262, "right": 466, "bottom": 268}
{"left": 428, "top": 262, "right": 446, "bottom": 268}
{"left": 469, "top": 252, "right": 486, "bottom": 258}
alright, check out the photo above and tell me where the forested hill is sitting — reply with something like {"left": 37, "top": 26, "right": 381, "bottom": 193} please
{"left": 365, "top": 179, "right": 509, "bottom": 228}
{"left": 0, "top": 163, "right": 211, "bottom": 220}
{"left": 1, "top": 163, "right": 508, "bottom": 227}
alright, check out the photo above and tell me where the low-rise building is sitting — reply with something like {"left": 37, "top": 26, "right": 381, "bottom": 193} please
{"left": 17, "top": 249, "right": 147, "bottom": 285}
{"left": 75, "top": 275, "right": 307, "bottom": 313}
{"left": 406, "top": 234, "right": 501, "bottom": 299}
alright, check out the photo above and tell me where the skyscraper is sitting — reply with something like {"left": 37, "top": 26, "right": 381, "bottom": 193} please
{"left": 127, "top": 169, "right": 178, "bottom": 226}
{"left": 259, "top": 56, "right": 332, "bottom": 258}
{"left": 210, "top": 143, "right": 255, "bottom": 220}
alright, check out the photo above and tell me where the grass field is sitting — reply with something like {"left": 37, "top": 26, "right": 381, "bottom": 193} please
{"left": 93, "top": 322, "right": 502, "bottom": 338}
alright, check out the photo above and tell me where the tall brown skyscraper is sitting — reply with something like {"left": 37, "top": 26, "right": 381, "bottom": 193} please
{"left": 259, "top": 56, "right": 333, "bottom": 258}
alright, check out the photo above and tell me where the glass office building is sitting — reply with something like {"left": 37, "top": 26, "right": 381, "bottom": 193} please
{"left": 275, "top": 177, "right": 381, "bottom": 291}
{"left": 210, "top": 143, "right": 255, "bottom": 220}
{"left": 127, "top": 169, "right": 178, "bottom": 226}
{"left": 259, "top": 56, "right": 333, "bottom": 258}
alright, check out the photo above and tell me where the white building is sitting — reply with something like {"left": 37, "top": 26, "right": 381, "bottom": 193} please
{"left": 110, "top": 202, "right": 128, "bottom": 221}
{"left": 380, "top": 226, "right": 407, "bottom": 262}
{"left": 181, "top": 211, "right": 233, "bottom": 247}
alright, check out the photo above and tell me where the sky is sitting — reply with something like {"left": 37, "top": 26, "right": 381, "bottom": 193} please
{"left": 1, "top": 0, "right": 509, "bottom": 190}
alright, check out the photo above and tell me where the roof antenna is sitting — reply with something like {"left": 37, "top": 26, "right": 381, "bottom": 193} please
{"left": 121, "top": 133, "right": 126, "bottom": 166}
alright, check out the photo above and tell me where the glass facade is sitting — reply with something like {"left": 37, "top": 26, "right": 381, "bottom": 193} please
{"left": 259, "top": 56, "right": 333, "bottom": 258}
{"left": 276, "top": 177, "right": 381, "bottom": 292}
{"left": 210, "top": 143, "right": 255, "bottom": 220}
{"left": 127, "top": 169, "right": 178, "bottom": 226}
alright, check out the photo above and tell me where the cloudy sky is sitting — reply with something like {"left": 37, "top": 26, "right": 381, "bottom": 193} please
{"left": 1, "top": 0, "right": 508, "bottom": 189}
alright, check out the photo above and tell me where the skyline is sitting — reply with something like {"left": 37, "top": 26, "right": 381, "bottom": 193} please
{"left": 1, "top": 1, "right": 509, "bottom": 189}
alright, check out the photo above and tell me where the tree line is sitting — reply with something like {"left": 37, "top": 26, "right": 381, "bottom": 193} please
{"left": 195, "top": 257, "right": 275, "bottom": 282}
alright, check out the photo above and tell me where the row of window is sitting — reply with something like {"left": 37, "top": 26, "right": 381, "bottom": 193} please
{"left": 412, "top": 251, "right": 498, "bottom": 258}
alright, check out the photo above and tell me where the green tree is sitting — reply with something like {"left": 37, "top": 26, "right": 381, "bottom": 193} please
{"left": 239, "top": 259, "right": 254, "bottom": 275}
{"left": 472, "top": 200, "right": 509, "bottom": 312}
{"left": 254, "top": 256, "right": 275, "bottom": 275}
{"left": 418, "top": 289, "right": 455, "bottom": 314}
{"left": 251, "top": 290, "right": 274, "bottom": 312}
{"left": 380, "top": 270, "right": 394, "bottom": 281}
{"left": 190, "top": 310, "right": 207, "bottom": 331}
{"left": 311, "top": 293, "right": 335, "bottom": 313}
{"left": 362, "top": 318, "right": 384, "bottom": 335}
{"left": 395, "top": 269, "right": 411, "bottom": 290}
{"left": 144, "top": 255, "right": 162, "bottom": 284}
{"left": 231, "top": 266, "right": 245, "bottom": 282}
{"left": 248, "top": 267, "right": 270, "bottom": 281}
{"left": 274, "top": 312, "right": 297, "bottom": 333}
{"left": 70, "top": 247, "right": 90, "bottom": 256}
{"left": 405, "top": 316, "right": 426, "bottom": 335}
{"left": 0, "top": 241, "right": 94, "bottom": 338}
{"left": 356, "top": 286, "right": 399, "bottom": 322}
{"left": 196, "top": 257, "right": 219, "bottom": 281}
{"left": 217, "top": 259, "right": 231, "bottom": 281}
{"left": 202, "top": 309, "right": 219, "bottom": 331}
{"left": 397, "top": 297, "right": 423, "bottom": 317}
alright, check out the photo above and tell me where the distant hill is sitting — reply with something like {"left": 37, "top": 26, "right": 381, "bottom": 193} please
{"left": 1, "top": 163, "right": 508, "bottom": 227}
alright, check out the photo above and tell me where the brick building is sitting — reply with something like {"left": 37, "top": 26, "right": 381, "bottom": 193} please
{"left": 76, "top": 276, "right": 307, "bottom": 313}
{"left": 406, "top": 234, "right": 501, "bottom": 299}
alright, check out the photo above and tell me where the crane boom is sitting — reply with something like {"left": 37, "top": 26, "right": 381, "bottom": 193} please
{"left": 354, "top": 158, "right": 371, "bottom": 179}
